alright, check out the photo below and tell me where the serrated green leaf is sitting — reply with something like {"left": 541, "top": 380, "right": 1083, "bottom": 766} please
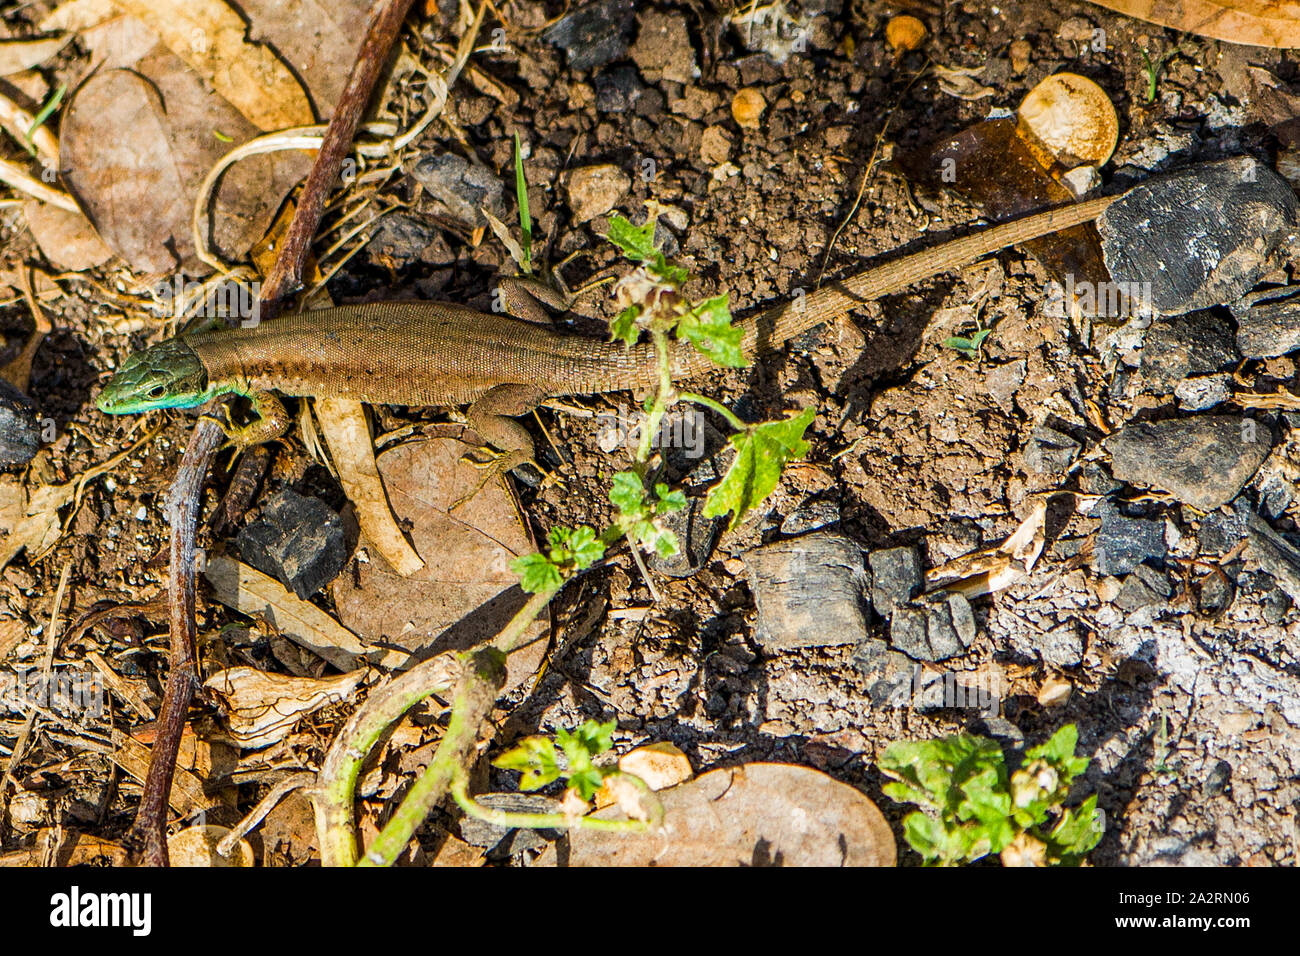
{"left": 702, "top": 406, "right": 815, "bottom": 531}
{"left": 493, "top": 736, "right": 561, "bottom": 791}
{"left": 678, "top": 294, "right": 746, "bottom": 368}
{"left": 609, "top": 471, "right": 647, "bottom": 515}
{"left": 510, "top": 552, "right": 562, "bottom": 594}
{"left": 607, "top": 216, "right": 659, "bottom": 262}
{"left": 611, "top": 305, "right": 641, "bottom": 346}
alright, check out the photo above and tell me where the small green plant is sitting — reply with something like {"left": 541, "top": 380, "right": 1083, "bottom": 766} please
{"left": 1139, "top": 44, "right": 1188, "bottom": 104}
{"left": 512, "top": 131, "right": 533, "bottom": 275}
{"left": 25, "top": 82, "right": 66, "bottom": 155}
{"left": 942, "top": 327, "right": 991, "bottom": 358}
{"left": 880, "top": 724, "right": 1103, "bottom": 866}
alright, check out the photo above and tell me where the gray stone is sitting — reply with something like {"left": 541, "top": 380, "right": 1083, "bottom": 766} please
{"left": 1010, "top": 620, "right": 1084, "bottom": 667}
{"left": 1257, "top": 474, "right": 1293, "bottom": 520}
{"left": 594, "top": 65, "right": 645, "bottom": 112}
{"left": 1244, "top": 514, "right": 1300, "bottom": 605}
{"left": 1098, "top": 157, "right": 1300, "bottom": 315}
{"left": 409, "top": 153, "right": 503, "bottom": 229}
{"left": 742, "top": 533, "right": 871, "bottom": 650}
{"left": 1232, "top": 284, "right": 1300, "bottom": 359}
{"left": 544, "top": 0, "right": 634, "bottom": 71}
{"left": 1198, "top": 500, "right": 1251, "bottom": 554}
{"left": 1140, "top": 313, "right": 1239, "bottom": 389}
{"left": 868, "top": 545, "right": 924, "bottom": 615}
{"left": 889, "top": 593, "right": 977, "bottom": 662}
{"left": 1105, "top": 415, "right": 1273, "bottom": 510}
{"left": 1095, "top": 503, "right": 1166, "bottom": 577}
{"left": 1023, "top": 425, "right": 1079, "bottom": 475}
{"left": 650, "top": 495, "right": 722, "bottom": 578}
{"left": 852, "top": 638, "right": 930, "bottom": 708}
{"left": 0, "top": 378, "right": 38, "bottom": 467}
{"left": 235, "top": 489, "right": 348, "bottom": 598}
{"left": 1174, "top": 374, "right": 1230, "bottom": 411}
{"left": 780, "top": 495, "right": 841, "bottom": 535}
{"left": 1114, "top": 564, "right": 1175, "bottom": 612}
{"left": 458, "top": 792, "right": 560, "bottom": 854}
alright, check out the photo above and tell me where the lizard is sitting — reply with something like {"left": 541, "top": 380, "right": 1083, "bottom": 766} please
{"left": 95, "top": 194, "right": 1116, "bottom": 469}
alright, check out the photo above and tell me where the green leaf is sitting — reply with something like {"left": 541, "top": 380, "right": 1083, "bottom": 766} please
{"left": 493, "top": 736, "right": 561, "bottom": 791}
{"left": 901, "top": 812, "right": 945, "bottom": 863}
{"left": 611, "top": 305, "right": 641, "bottom": 346}
{"left": 607, "top": 216, "right": 659, "bottom": 262}
{"left": 703, "top": 406, "right": 815, "bottom": 531}
{"left": 513, "top": 132, "right": 533, "bottom": 274}
{"left": 26, "top": 82, "right": 66, "bottom": 152}
{"left": 654, "top": 483, "right": 687, "bottom": 513}
{"left": 510, "top": 552, "right": 562, "bottom": 594}
{"left": 547, "top": 525, "right": 605, "bottom": 570}
{"left": 554, "top": 719, "right": 616, "bottom": 799}
{"left": 1046, "top": 795, "right": 1104, "bottom": 858}
{"left": 609, "top": 471, "right": 647, "bottom": 515}
{"left": 678, "top": 294, "right": 746, "bottom": 368}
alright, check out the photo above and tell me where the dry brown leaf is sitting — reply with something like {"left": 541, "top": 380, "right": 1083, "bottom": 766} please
{"left": 925, "top": 498, "right": 1050, "bottom": 598}
{"left": 110, "top": 732, "right": 213, "bottom": 815}
{"left": 204, "top": 555, "right": 405, "bottom": 671}
{"left": 331, "top": 437, "right": 547, "bottom": 692}
{"left": 39, "top": 0, "right": 117, "bottom": 33}
{"left": 1083, "top": 0, "right": 1300, "bottom": 47}
{"left": 107, "top": 0, "right": 313, "bottom": 130}
{"left": 0, "top": 829, "right": 129, "bottom": 866}
{"left": 315, "top": 397, "right": 423, "bottom": 576}
{"left": 542, "top": 763, "right": 897, "bottom": 866}
{"left": 0, "top": 36, "right": 70, "bottom": 76}
{"left": 203, "top": 665, "right": 365, "bottom": 749}
{"left": 934, "top": 63, "right": 995, "bottom": 100}
{"left": 22, "top": 201, "right": 114, "bottom": 272}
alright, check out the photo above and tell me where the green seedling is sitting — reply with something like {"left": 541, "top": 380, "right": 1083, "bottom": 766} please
{"left": 881, "top": 723, "right": 1103, "bottom": 866}
{"left": 513, "top": 131, "right": 533, "bottom": 275}
{"left": 1139, "top": 44, "right": 1189, "bottom": 104}
{"left": 942, "top": 327, "right": 991, "bottom": 358}
{"left": 25, "top": 82, "right": 66, "bottom": 154}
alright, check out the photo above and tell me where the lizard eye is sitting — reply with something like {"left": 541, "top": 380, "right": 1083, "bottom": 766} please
{"left": 149, "top": 385, "right": 166, "bottom": 398}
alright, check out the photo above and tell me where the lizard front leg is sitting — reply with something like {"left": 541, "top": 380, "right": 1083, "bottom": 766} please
{"left": 203, "top": 389, "right": 292, "bottom": 457}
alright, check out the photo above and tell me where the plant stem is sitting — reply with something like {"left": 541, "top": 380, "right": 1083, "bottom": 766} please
{"left": 634, "top": 328, "right": 675, "bottom": 467}
{"left": 450, "top": 770, "right": 662, "bottom": 833}
{"left": 679, "top": 391, "right": 746, "bottom": 432}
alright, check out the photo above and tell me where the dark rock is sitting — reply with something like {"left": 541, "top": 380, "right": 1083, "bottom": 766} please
{"left": 742, "top": 533, "right": 870, "bottom": 650}
{"left": 868, "top": 545, "right": 923, "bottom": 615}
{"left": 1023, "top": 425, "right": 1079, "bottom": 475}
{"left": 1257, "top": 474, "right": 1293, "bottom": 520}
{"left": 409, "top": 154, "right": 503, "bottom": 229}
{"left": 889, "top": 593, "right": 977, "bottom": 662}
{"left": 1231, "top": 285, "right": 1300, "bottom": 359}
{"left": 594, "top": 65, "right": 645, "bottom": 112}
{"left": 1114, "top": 564, "right": 1175, "bottom": 611}
{"left": 1105, "top": 415, "right": 1273, "bottom": 510}
{"left": 650, "top": 426, "right": 728, "bottom": 577}
{"left": 780, "top": 494, "right": 841, "bottom": 535}
{"left": 365, "top": 213, "right": 453, "bottom": 266}
{"left": 977, "top": 716, "right": 1024, "bottom": 744}
{"left": 458, "top": 792, "right": 559, "bottom": 855}
{"left": 1094, "top": 503, "right": 1166, "bottom": 577}
{"left": 235, "top": 489, "right": 348, "bottom": 598}
{"left": 1078, "top": 461, "right": 1122, "bottom": 496}
{"left": 1098, "top": 156, "right": 1300, "bottom": 315}
{"left": 1244, "top": 514, "right": 1300, "bottom": 605}
{"left": 1139, "top": 312, "right": 1238, "bottom": 389}
{"left": 0, "top": 378, "right": 39, "bottom": 467}
{"left": 1198, "top": 570, "right": 1235, "bottom": 615}
{"left": 543, "top": 0, "right": 635, "bottom": 71}
{"left": 650, "top": 494, "right": 722, "bottom": 578}
{"left": 1202, "top": 760, "right": 1232, "bottom": 798}
{"left": 1198, "top": 499, "right": 1251, "bottom": 554}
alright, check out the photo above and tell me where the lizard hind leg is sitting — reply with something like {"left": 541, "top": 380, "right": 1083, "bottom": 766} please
{"left": 452, "top": 383, "right": 550, "bottom": 510}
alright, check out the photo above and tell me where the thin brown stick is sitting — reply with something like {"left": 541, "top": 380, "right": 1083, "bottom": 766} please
{"left": 124, "top": 0, "right": 421, "bottom": 866}
{"left": 261, "top": 0, "right": 419, "bottom": 303}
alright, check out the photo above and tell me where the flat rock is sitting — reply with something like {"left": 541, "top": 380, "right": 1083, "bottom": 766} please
{"left": 565, "top": 163, "right": 630, "bottom": 224}
{"left": 1094, "top": 502, "right": 1166, "bottom": 577}
{"left": 544, "top": 0, "right": 635, "bottom": 71}
{"left": 1098, "top": 157, "right": 1300, "bottom": 314}
{"left": 1231, "top": 285, "right": 1300, "bottom": 359}
{"left": 742, "top": 533, "right": 871, "bottom": 650}
{"left": 868, "top": 545, "right": 924, "bottom": 615}
{"left": 0, "top": 379, "right": 39, "bottom": 467}
{"left": 780, "top": 494, "right": 841, "bottom": 535}
{"left": 1139, "top": 313, "right": 1239, "bottom": 388}
{"left": 888, "top": 593, "right": 977, "bottom": 662}
{"left": 1198, "top": 499, "right": 1251, "bottom": 554}
{"left": 1114, "top": 563, "right": 1175, "bottom": 612}
{"left": 1245, "top": 514, "right": 1300, "bottom": 605}
{"left": 409, "top": 153, "right": 503, "bottom": 230}
{"left": 1105, "top": 415, "right": 1273, "bottom": 510}
{"left": 1174, "top": 374, "right": 1230, "bottom": 411}
{"left": 1023, "top": 425, "right": 1079, "bottom": 475}
{"left": 852, "top": 637, "right": 925, "bottom": 707}
{"left": 1009, "top": 619, "right": 1084, "bottom": 668}
{"left": 235, "top": 489, "right": 347, "bottom": 598}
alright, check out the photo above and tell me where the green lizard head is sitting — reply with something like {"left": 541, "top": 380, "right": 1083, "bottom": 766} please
{"left": 96, "top": 340, "right": 212, "bottom": 414}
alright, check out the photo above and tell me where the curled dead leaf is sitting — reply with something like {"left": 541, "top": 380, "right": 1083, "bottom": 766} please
{"left": 168, "top": 825, "right": 254, "bottom": 867}
{"left": 203, "top": 665, "right": 365, "bottom": 749}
